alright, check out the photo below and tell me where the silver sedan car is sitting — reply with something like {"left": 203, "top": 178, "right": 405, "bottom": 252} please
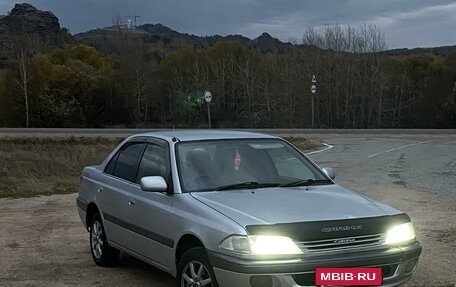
{"left": 76, "top": 130, "right": 421, "bottom": 287}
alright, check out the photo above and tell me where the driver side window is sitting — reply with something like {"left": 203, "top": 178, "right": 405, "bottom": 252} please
{"left": 268, "top": 147, "right": 315, "bottom": 180}
{"left": 136, "top": 143, "right": 170, "bottom": 184}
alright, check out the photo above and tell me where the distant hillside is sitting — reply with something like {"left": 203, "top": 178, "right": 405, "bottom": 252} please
{"left": 75, "top": 23, "right": 456, "bottom": 57}
{"left": 386, "top": 45, "right": 456, "bottom": 56}
{"left": 74, "top": 23, "right": 292, "bottom": 54}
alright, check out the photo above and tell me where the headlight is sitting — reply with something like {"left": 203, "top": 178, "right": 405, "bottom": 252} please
{"left": 249, "top": 235, "right": 303, "bottom": 255}
{"left": 385, "top": 222, "right": 415, "bottom": 245}
{"left": 220, "top": 235, "right": 302, "bottom": 255}
{"left": 219, "top": 235, "right": 251, "bottom": 254}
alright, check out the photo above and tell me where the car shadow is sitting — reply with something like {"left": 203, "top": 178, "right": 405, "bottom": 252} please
{"left": 116, "top": 252, "right": 175, "bottom": 286}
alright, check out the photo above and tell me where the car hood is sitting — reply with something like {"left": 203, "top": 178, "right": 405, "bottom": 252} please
{"left": 190, "top": 184, "right": 401, "bottom": 227}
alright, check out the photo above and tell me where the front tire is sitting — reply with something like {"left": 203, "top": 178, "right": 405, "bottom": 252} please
{"left": 176, "top": 247, "right": 218, "bottom": 287}
{"left": 89, "top": 213, "right": 119, "bottom": 267}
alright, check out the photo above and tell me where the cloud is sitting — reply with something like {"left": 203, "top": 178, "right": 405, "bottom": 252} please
{"left": 238, "top": 1, "right": 456, "bottom": 48}
{"left": 0, "top": 0, "right": 13, "bottom": 13}
{"left": 0, "top": 0, "right": 455, "bottom": 48}
{"left": 348, "top": 2, "right": 456, "bottom": 48}
{"left": 353, "top": 2, "right": 456, "bottom": 28}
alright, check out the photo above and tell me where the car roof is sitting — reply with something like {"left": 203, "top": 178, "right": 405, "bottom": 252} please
{"left": 133, "top": 130, "right": 277, "bottom": 142}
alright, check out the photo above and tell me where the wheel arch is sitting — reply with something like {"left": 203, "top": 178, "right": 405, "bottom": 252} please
{"left": 175, "top": 233, "right": 206, "bottom": 266}
{"left": 85, "top": 202, "right": 101, "bottom": 230}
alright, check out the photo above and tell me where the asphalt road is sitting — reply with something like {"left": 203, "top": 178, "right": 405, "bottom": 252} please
{"left": 0, "top": 128, "right": 455, "bottom": 136}
{"left": 307, "top": 135, "right": 456, "bottom": 287}
{"left": 308, "top": 137, "right": 456, "bottom": 196}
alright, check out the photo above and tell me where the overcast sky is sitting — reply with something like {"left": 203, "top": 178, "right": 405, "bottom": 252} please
{"left": 1, "top": 0, "right": 455, "bottom": 49}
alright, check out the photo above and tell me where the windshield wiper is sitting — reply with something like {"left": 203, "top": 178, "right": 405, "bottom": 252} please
{"left": 279, "top": 179, "right": 332, "bottom": 187}
{"left": 215, "top": 182, "right": 280, "bottom": 191}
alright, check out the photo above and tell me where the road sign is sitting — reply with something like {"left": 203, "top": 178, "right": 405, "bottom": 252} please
{"left": 312, "top": 74, "right": 317, "bottom": 83}
{"left": 203, "top": 90, "right": 212, "bottom": 128}
{"left": 204, "top": 90, "right": 212, "bottom": 103}
{"left": 311, "top": 77, "right": 317, "bottom": 128}
{"left": 311, "top": 84, "right": 317, "bottom": 94}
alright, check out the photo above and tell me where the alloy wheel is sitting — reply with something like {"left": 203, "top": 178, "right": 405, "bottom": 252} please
{"left": 181, "top": 260, "right": 213, "bottom": 287}
{"left": 91, "top": 220, "right": 104, "bottom": 259}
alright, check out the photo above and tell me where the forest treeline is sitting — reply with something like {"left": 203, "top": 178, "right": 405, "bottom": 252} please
{"left": 0, "top": 25, "right": 455, "bottom": 128}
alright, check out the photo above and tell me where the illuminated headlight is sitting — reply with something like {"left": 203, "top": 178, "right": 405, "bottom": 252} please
{"left": 220, "top": 235, "right": 303, "bottom": 255}
{"left": 385, "top": 222, "right": 415, "bottom": 245}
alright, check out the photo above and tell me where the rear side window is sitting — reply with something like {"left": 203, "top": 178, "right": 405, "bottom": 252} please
{"left": 112, "top": 142, "right": 146, "bottom": 182}
{"left": 104, "top": 152, "right": 119, "bottom": 175}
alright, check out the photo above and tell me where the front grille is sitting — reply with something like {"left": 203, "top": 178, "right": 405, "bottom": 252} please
{"left": 297, "top": 233, "right": 384, "bottom": 253}
{"left": 292, "top": 264, "right": 398, "bottom": 286}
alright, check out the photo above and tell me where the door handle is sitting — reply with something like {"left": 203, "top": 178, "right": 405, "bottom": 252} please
{"left": 128, "top": 200, "right": 135, "bottom": 206}
{"left": 97, "top": 187, "right": 103, "bottom": 193}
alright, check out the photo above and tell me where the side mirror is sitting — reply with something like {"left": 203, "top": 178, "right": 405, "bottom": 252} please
{"left": 322, "top": 167, "right": 335, "bottom": 180}
{"left": 140, "top": 176, "right": 168, "bottom": 192}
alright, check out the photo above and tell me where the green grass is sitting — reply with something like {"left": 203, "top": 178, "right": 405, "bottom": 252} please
{"left": 0, "top": 136, "right": 318, "bottom": 198}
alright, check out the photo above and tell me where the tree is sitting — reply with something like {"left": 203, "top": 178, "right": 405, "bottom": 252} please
{"left": 15, "top": 48, "right": 32, "bottom": 127}
{"left": 8, "top": 35, "right": 46, "bottom": 128}
{"left": 1, "top": 23, "right": 455, "bottom": 128}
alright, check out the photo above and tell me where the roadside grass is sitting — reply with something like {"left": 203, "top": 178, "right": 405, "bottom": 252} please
{"left": 0, "top": 137, "right": 123, "bottom": 198}
{"left": 284, "top": 136, "right": 319, "bottom": 151}
{"left": 0, "top": 136, "right": 318, "bottom": 198}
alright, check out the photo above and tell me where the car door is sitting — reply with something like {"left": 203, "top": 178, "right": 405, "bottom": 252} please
{"left": 126, "top": 139, "right": 175, "bottom": 271}
{"left": 97, "top": 141, "right": 146, "bottom": 248}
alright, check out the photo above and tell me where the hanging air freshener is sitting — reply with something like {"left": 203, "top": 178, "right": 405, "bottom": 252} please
{"left": 234, "top": 150, "right": 241, "bottom": 171}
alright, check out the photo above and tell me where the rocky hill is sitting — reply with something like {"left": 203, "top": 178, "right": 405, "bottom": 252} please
{"left": 0, "top": 3, "right": 71, "bottom": 59}
{"left": 74, "top": 23, "right": 292, "bottom": 55}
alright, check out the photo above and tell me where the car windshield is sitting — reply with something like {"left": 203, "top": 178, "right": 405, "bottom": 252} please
{"left": 176, "top": 139, "right": 331, "bottom": 192}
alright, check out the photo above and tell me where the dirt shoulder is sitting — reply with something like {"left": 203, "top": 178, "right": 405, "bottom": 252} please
{"left": 348, "top": 184, "right": 456, "bottom": 287}
{"left": 0, "top": 185, "right": 455, "bottom": 286}
{"left": 0, "top": 194, "right": 174, "bottom": 287}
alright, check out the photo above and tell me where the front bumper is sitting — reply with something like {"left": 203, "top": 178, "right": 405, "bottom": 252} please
{"left": 208, "top": 242, "right": 422, "bottom": 287}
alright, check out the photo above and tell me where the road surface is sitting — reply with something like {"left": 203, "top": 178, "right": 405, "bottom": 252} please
{"left": 0, "top": 128, "right": 455, "bottom": 136}
{"left": 308, "top": 137, "right": 456, "bottom": 196}
{"left": 0, "top": 133, "right": 455, "bottom": 287}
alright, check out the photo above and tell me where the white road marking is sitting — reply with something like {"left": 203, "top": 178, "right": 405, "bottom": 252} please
{"left": 306, "top": 143, "right": 334, "bottom": 155}
{"left": 367, "top": 140, "right": 433, "bottom": 158}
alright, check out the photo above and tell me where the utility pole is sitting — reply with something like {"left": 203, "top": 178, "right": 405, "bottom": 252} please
{"left": 311, "top": 74, "right": 317, "bottom": 128}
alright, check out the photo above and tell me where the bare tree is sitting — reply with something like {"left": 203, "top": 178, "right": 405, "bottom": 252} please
{"left": 15, "top": 48, "right": 31, "bottom": 127}
{"left": 302, "top": 24, "right": 387, "bottom": 128}
{"left": 6, "top": 33, "right": 51, "bottom": 128}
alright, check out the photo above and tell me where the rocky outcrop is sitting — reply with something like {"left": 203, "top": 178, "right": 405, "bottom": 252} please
{"left": 0, "top": 3, "right": 71, "bottom": 58}
{"left": 252, "top": 32, "right": 292, "bottom": 53}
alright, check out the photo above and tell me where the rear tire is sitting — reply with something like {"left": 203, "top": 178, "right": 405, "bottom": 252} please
{"left": 176, "top": 247, "right": 218, "bottom": 287}
{"left": 89, "top": 213, "right": 119, "bottom": 267}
